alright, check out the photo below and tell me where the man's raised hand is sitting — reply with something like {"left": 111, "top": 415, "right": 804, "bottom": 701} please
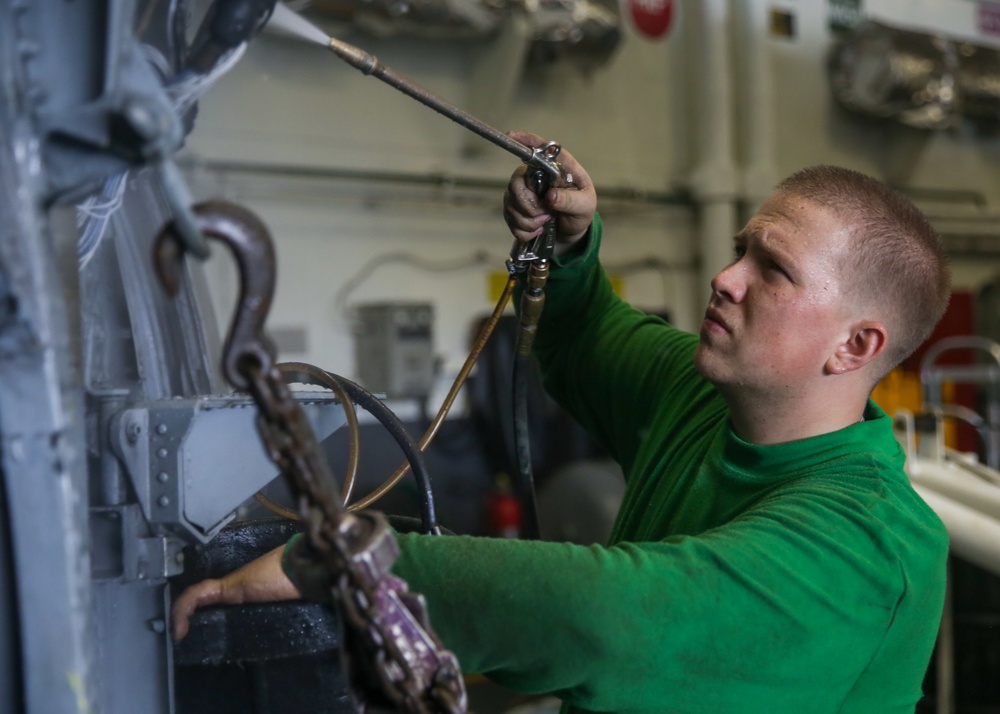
{"left": 503, "top": 131, "right": 597, "bottom": 251}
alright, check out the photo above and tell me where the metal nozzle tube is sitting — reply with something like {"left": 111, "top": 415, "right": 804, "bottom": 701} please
{"left": 327, "top": 37, "right": 535, "bottom": 164}
{"left": 515, "top": 260, "right": 550, "bottom": 357}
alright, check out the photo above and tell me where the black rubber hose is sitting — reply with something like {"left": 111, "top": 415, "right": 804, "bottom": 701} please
{"left": 185, "top": 0, "right": 277, "bottom": 74}
{"left": 329, "top": 373, "right": 441, "bottom": 536}
{"left": 510, "top": 168, "right": 556, "bottom": 540}
{"left": 512, "top": 353, "right": 541, "bottom": 540}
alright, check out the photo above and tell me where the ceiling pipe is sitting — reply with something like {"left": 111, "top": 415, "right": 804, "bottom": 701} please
{"left": 687, "top": 0, "right": 740, "bottom": 302}
{"left": 909, "top": 455, "right": 1000, "bottom": 521}
{"left": 912, "top": 482, "right": 1000, "bottom": 578}
{"left": 734, "top": 0, "right": 778, "bottom": 213}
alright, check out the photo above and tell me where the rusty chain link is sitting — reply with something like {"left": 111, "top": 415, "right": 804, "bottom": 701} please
{"left": 244, "top": 360, "right": 466, "bottom": 714}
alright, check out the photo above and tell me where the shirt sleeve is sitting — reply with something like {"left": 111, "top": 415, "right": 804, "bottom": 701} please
{"left": 390, "top": 485, "right": 912, "bottom": 713}
{"left": 530, "top": 215, "right": 716, "bottom": 473}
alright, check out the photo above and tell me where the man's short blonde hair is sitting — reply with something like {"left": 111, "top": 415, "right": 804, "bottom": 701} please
{"left": 776, "top": 165, "right": 951, "bottom": 375}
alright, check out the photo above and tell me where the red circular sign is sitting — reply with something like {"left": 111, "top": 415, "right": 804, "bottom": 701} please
{"left": 625, "top": 0, "right": 674, "bottom": 39}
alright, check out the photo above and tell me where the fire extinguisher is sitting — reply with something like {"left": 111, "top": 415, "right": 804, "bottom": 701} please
{"left": 487, "top": 473, "right": 522, "bottom": 538}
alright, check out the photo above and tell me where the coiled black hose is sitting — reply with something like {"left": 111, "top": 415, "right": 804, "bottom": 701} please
{"left": 512, "top": 352, "right": 541, "bottom": 539}
{"left": 279, "top": 363, "right": 440, "bottom": 536}
{"left": 509, "top": 232, "right": 554, "bottom": 541}
{"left": 333, "top": 375, "right": 440, "bottom": 535}
{"left": 508, "top": 163, "right": 559, "bottom": 540}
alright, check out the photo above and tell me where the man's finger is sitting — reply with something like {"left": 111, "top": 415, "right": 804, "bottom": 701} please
{"left": 504, "top": 205, "right": 550, "bottom": 230}
{"left": 504, "top": 217, "right": 548, "bottom": 243}
{"left": 171, "top": 579, "right": 223, "bottom": 640}
{"left": 507, "top": 132, "right": 591, "bottom": 189}
{"left": 507, "top": 130, "right": 546, "bottom": 149}
{"left": 508, "top": 178, "right": 543, "bottom": 213}
{"left": 545, "top": 186, "right": 594, "bottom": 219}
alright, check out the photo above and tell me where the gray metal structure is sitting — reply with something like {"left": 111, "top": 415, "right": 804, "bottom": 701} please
{"left": 920, "top": 336, "right": 1000, "bottom": 470}
{"left": 354, "top": 303, "right": 435, "bottom": 400}
{"left": 0, "top": 1, "right": 346, "bottom": 712}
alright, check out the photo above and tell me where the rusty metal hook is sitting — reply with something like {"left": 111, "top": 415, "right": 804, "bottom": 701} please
{"left": 154, "top": 199, "right": 277, "bottom": 390}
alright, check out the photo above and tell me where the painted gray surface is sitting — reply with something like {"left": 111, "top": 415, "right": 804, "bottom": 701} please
{"left": 0, "top": 1, "right": 342, "bottom": 712}
{"left": 0, "top": 1, "right": 100, "bottom": 710}
{"left": 111, "top": 395, "right": 347, "bottom": 542}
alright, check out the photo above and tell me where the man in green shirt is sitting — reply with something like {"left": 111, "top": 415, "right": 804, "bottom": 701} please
{"left": 173, "top": 133, "right": 951, "bottom": 713}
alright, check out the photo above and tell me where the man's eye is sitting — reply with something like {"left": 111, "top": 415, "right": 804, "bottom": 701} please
{"left": 769, "top": 261, "right": 789, "bottom": 278}
{"left": 732, "top": 246, "right": 747, "bottom": 261}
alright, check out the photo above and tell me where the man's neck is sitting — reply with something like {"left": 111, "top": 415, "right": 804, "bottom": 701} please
{"left": 721, "top": 384, "right": 870, "bottom": 446}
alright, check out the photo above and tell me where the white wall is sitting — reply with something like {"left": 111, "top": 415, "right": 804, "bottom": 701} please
{"left": 183, "top": 0, "right": 1000, "bottom": 401}
{"left": 183, "top": 7, "right": 697, "bottom": 398}
{"left": 759, "top": 0, "right": 1000, "bottom": 292}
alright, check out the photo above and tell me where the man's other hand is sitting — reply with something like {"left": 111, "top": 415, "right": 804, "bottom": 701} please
{"left": 503, "top": 131, "right": 597, "bottom": 251}
{"left": 171, "top": 543, "right": 301, "bottom": 641}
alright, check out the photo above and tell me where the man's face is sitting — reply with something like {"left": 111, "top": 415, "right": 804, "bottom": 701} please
{"left": 693, "top": 191, "right": 856, "bottom": 397}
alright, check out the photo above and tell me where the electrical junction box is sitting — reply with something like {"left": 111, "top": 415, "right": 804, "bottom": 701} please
{"left": 353, "top": 302, "right": 435, "bottom": 399}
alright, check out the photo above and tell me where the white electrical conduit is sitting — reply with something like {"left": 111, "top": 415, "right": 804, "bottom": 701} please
{"left": 908, "top": 456, "right": 1000, "bottom": 521}
{"left": 911, "top": 483, "right": 1000, "bottom": 578}
{"left": 690, "top": 0, "right": 740, "bottom": 299}
{"left": 735, "top": 0, "right": 778, "bottom": 208}
{"left": 945, "top": 447, "right": 1000, "bottom": 486}
{"left": 898, "top": 409, "right": 1000, "bottom": 574}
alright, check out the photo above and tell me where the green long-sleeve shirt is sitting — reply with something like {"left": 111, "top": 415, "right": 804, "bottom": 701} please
{"left": 291, "top": 216, "right": 949, "bottom": 713}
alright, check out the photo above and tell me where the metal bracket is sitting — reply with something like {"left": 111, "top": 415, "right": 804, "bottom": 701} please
{"left": 110, "top": 393, "right": 347, "bottom": 544}
{"left": 90, "top": 504, "right": 185, "bottom": 583}
{"left": 21, "top": 0, "right": 185, "bottom": 203}
{"left": 129, "top": 534, "right": 185, "bottom": 582}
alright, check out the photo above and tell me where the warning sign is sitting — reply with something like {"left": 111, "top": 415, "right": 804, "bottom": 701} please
{"left": 624, "top": 0, "right": 675, "bottom": 40}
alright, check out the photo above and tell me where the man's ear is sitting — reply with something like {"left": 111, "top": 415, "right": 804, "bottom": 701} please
{"left": 826, "top": 321, "right": 888, "bottom": 375}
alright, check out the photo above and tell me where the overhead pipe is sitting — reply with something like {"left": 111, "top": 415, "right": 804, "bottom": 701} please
{"left": 898, "top": 410, "right": 1000, "bottom": 575}
{"left": 734, "top": 0, "right": 778, "bottom": 212}
{"left": 688, "top": 0, "right": 741, "bottom": 301}
{"left": 899, "top": 412, "right": 1000, "bottom": 574}
{"left": 911, "top": 482, "right": 1000, "bottom": 578}
{"left": 908, "top": 455, "right": 1000, "bottom": 523}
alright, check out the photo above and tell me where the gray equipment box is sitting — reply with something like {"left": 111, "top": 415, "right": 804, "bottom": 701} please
{"left": 354, "top": 302, "right": 435, "bottom": 399}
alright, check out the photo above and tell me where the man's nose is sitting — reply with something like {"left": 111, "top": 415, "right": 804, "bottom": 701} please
{"left": 710, "top": 261, "right": 746, "bottom": 303}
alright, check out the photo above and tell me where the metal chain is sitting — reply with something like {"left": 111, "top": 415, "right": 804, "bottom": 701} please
{"left": 155, "top": 201, "right": 466, "bottom": 714}
{"left": 242, "top": 359, "right": 467, "bottom": 714}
